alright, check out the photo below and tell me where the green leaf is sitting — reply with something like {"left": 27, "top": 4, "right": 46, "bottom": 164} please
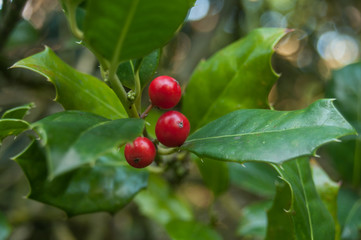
{"left": 83, "top": 0, "right": 194, "bottom": 63}
{"left": 265, "top": 179, "right": 294, "bottom": 239}
{"left": 0, "top": 119, "right": 29, "bottom": 142}
{"left": 0, "top": 212, "right": 11, "bottom": 240}
{"left": 14, "top": 141, "right": 148, "bottom": 216}
{"left": 1, "top": 102, "right": 34, "bottom": 119}
{"left": 195, "top": 158, "right": 229, "bottom": 196}
{"left": 182, "top": 99, "right": 356, "bottom": 164}
{"left": 117, "top": 49, "right": 160, "bottom": 90}
{"left": 165, "top": 220, "right": 222, "bottom": 240}
{"left": 266, "top": 158, "right": 336, "bottom": 240}
{"left": 183, "top": 28, "right": 288, "bottom": 132}
{"left": 229, "top": 162, "right": 277, "bottom": 197}
{"left": 32, "top": 111, "right": 144, "bottom": 178}
{"left": 338, "top": 189, "right": 361, "bottom": 240}
{"left": 311, "top": 161, "right": 341, "bottom": 239}
{"left": 237, "top": 201, "right": 271, "bottom": 239}
{"left": 134, "top": 174, "right": 193, "bottom": 225}
{"left": 12, "top": 47, "right": 126, "bottom": 120}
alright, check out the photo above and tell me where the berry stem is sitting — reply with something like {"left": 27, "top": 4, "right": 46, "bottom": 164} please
{"left": 140, "top": 104, "right": 153, "bottom": 119}
{"left": 157, "top": 146, "right": 179, "bottom": 155}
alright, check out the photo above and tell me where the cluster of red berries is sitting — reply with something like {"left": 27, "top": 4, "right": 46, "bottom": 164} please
{"left": 124, "top": 76, "right": 190, "bottom": 168}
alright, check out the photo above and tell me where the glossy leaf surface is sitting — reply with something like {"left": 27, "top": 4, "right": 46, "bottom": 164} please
{"left": 12, "top": 47, "right": 126, "bottom": 120}
{"left": 1, "top": 102, "right": 34, "bottom": 119}
{"left": 117, "top": 49, "right": 160, "bottom": 90}
{"left": 183, "top": 28, "right": 288, "bottom": 132}
{"left": 15, "top": 141, "right": 148, "bottom": 216}
{"left": 165, "top": 220, "right": 222, "bottom": 240}
{"left": 134, "top": 174, "right": 193, "bottom": 225}
{"left": 266, "top": 158, "right": 335, "bottom": 240}
{"left": 32, "top": 111, "right": 144, "bottom": 178}
{"left": 182, "top": 99, "right": 356, "bottom": 164}
{"left": 84, "top": 0, "right": 194, "bottom": 62}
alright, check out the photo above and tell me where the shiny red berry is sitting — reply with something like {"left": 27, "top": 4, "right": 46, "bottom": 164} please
{"left": 124, "top": 137, "right": 156, "bottom": 168}
{"left": 155, "top": 111, "right": 190, "bottom": 147}
{"left": 148, "top": 76, "right": 182, "bottom": 109}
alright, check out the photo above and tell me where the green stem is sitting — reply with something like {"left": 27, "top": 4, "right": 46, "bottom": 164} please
{"left": 106, "top": 0, "right": 140, "bottom": 117}
{"left": 65, "top": 2, "right": 84, "bottom": 39}
{"left": 108, "top": 73, "right": 139, "bottom": 118}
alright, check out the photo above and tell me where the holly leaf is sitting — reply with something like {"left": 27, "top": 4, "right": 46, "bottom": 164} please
{"left": 1, "top": 102, "right": 34, "bottom": 120}
{"left": 12, "top": 47, "right": 126, "bottom": 120}
{"left": 83, "top": 0, "right": 194, "bottom": 63}
{"left": 266, "top": 158, "right": 336, "bottom": 240}
{"left": 0, "top": 119, "right": 29, "bottom": 142}
{"left": 117, "top": 49, "right": 160, "bottom": 90}
{"left": 182, "top": 99, "right": 356, "bottom": 164}
{"left": 32, "top": 111, "right": 144, "bottom": 178}
{"left": 14, "top": 141, "right": 148, "bottom": 216}
{"left": 183, "top": 28, "right": 289, "bottom": 132}
{"left": 265, "top": 178, "right": 294, "bottom": 239}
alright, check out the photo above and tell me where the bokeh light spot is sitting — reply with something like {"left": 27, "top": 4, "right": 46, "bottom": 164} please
{"left": 317, "top": 31, "right": 359, "bottom": 67}
{"left": 187, "top": 0, "right": 210, "bottom": 21}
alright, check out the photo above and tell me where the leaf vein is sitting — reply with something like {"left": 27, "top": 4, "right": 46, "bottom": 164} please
{"left": 186, "top": 126, "right": 348, "bottom": 143}
{"left": 296, "top": 160, "right": 314, "bottom": 240}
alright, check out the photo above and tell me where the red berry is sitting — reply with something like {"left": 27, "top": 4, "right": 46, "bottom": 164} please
{"left": 124, "top": 137, "right": 156, "bottom": 168}
{"left": 148, "top": 76, "right": 182, "bottom": 109}
{"left": 155, "top": 111, "right": 190, "bottom": 147}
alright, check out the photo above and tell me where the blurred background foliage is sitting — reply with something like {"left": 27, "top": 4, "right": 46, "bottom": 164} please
{"left": 0, "top": 0, "right": 360, "bottom": 239}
